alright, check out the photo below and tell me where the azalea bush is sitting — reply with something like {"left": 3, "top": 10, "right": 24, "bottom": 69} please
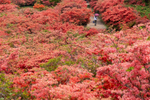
{"left": 83, "top": 22, "right": 150, "bottom": 99}
{"left": 92, "top": 0, "right": 150, "bottom": 29}
{"left": 124, "top": 0, "right": 148, "bottom": 6}
{"left": 94, "top": 0, "right": 124, "bottom": 13}
{"left": 89, "top": 0, "right": 98, "bottom": 8}
{"left": 101, "top": 5, "right": 137, "bottom": 29}
{"left": 11, "top": 0, "right": 36, "bottom": 6}
{"left": 40, "top": 0, "right": 61, "bottom": 6}
{"left": 0, "top": 4, "right": 18, "bottom": 13}
{"left": 0, "top": 0, "right": 11, "bottom": 4}
{"left": 58, "top": 0, "right": 92, "bottom": 25}
{"left": 33, "top": 3, "right": 45, "bottom": 10}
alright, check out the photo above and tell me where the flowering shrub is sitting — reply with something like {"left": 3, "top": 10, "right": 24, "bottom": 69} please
{"left": 51, "top": 65, "right": 93, "bottom": 84}
{"left": 33, "top": 3, "right": 45, "bottom": 10}
{"left": 83, "top": 22, "right": 150, "bottom": 99}
{"left": 60, "top": 7, "right": 91, "bottom": 25}
{"left": 58, "top": 0, "right": 92, "bottom": 25}
{"left": 93, "top": 0, "right": 149, "bottom": 29}
{"left": 85, "top": 28, "right": 99, "bottom": 36}
{"left": 0, "top": 0, "right": 11, "bottom": 4}
{"left": 0, "top": 4, "right": 18, "bottom": 13}
{"left": 94, "top": 0, "right": 124, "bottom": 13}
{"left": 40, "top": 0, "right": 61, "bottom": 6}
{"left": 124, "top": 0, "right": 146, "bottom": 6}
{"left": 0, "top": 30, "right": 8, "bottom": 37}
{"left": 101, "top": 5, "right": 137, "bottom": 29}
{"left": 89, "top": 0, "right": 98, "bottom": 8}
{"left": 11, "top": 0, "right": 35, "bottom": 6}
{"left": 97, "top": 41, "right": 150, "bottom": 99}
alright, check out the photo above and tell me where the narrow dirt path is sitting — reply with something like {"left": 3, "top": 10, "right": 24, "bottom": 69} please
{"left": 87, "top": 16, "right": 107, "bottom": 29}
{"left": 86, "top": 3, "right": 107, "bottom": 29}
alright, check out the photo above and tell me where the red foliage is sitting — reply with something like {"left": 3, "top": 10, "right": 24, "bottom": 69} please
{"left": 85, "top": 28, "right": 99, "bottom": 36}
{"left": 94, "top": 0, "right": 124, "bottom": 13}
{"left": 125, "top": 0, "right": 145, "bottom": 6}
{"left": 41, "top": 0, "right": 55, "bottom": 6}
{"left": 101, "top": 5, "right": 137, "bottom": 29}
{"left": 0, "top": 4, "right": 18, "bottom": 13}
{"left": 0, "top": 30, "right": 9, "bottom": 37}
{"left": 57, "top": 0, "right": 92, "bottom": 25}
{"left": 60, "top": 7, "right": 91, "bottom": 25}
{"left": 135, "top": 16, "right": 150, "bottom": 25}
{"left": 83, "top": 22, "right": 150, "bottom": 99}
{"left": 51, "top": 65, "right": 93, "bottom": 84}
{"left": 33, "top": 3, "right": 45, "bottom": 10}
{"left": 11, "top": 0, "right": 35, "bottom": 6}
{"left": 0, "top": 0, "right": 11, "bottom": 4}
{"left": 89, "top": 0, "right": 98, "bottom": 8}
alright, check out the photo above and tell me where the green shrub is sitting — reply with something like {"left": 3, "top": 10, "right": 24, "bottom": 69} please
{"left": 40, "top": 56, "right": 61, "bottom": 72}
{"left": 126, "top": 4, "right": 150, "bottom": 19}
{"left": 0, "top": 73, "right": 32, "bottom": 100}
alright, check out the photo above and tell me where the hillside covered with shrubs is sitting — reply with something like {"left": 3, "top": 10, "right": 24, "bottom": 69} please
{"left": 0, "top": 0, "right": 150, "bottom": 100}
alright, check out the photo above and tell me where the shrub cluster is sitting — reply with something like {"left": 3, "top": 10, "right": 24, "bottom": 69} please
{"left": 11, "top": 0, "right": 61, "bottom": 6}
{"left": 90, "top": 0, "right": 150, "bottom": 29}
{"left": 0, "top": 0, "right": 150, "bottom": 100}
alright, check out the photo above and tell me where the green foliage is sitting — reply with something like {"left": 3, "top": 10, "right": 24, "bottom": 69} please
{"left": 126, "top": 4, "right": 150, "bottom": 19}
{"left": 139, "top": 25, "right": 146, "bottom": 29}
{"left": 126, "top": 67, "right": 134, "bottom": 72}
{"left": 9, "top": 42, "right": 15, "bottom": 48}
{"left": 147, "top": 36, "right": 150, "bottom": 40}
{"left": 0, "top": 13, "right": 7, "bottom": 17}
{"left": 40, "top": 56, "right": 61, "bottom": 72}
{"left": 43, "top": 29, "right": 50, "bottom": 33}
{"left": 40, "top": 55, "right": 78, "bottom": 72}
{"left": 48, "top": 0, "right": 61, "bottom": 5}
{"left": 0, "top": 73, "right": 13, "bottom": 99}
{"left": 6, "top": 30, "right": 11, "bottom": 34}
{"left": 0, "top": 73, "right": 32, "bottom": 100}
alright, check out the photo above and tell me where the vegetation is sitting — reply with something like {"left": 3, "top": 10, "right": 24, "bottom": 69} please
{"left": 0, "top": 0, "right": 150, "bottom": 99}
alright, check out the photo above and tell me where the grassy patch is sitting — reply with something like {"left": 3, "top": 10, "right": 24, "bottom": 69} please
{"left": 126, "top": 4, "right": 150, "bottom": 19}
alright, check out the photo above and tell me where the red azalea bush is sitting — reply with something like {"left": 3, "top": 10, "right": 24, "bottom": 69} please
{"left": 18, "top": 8, "right": 38, "bottom": 17}
{"left": 57, "top": 0, "right": 87, "bottom": 13}
{"left": 135, "top": 16, "right": 150, "bottom": 25}
{"left": 0, "top": 30, "right": 9, "bottom": 37}
{"left": 94, "top": 0, "right": 124, "bottom": 13}
{"left": 51, "top": 65, "right": 93, "bottom": 84}
{"left": 33, "top": 3, "right": 45, "bottom": 10}
{"left": 0, "top": 0, "right": 11, "bottom": 4}
{"left": 92, "top": 0, "right": 149, "bottom": 29}
{"left": 40, "top": 0, "right": 53, "bottom": 6}
{"left": 124, "top": 0, "right": 146, "bottom": 6}
{"left": 97, "top": 41, "right": 150, "bottom": 99}
{"left": 0, "top": 13, "right": 43, "bottom": 34}
{"left": 78, "top": 22, "right": 150, "bottom": 99}
{"left": 60, "top": 7, "right": 92, "bottom": 25}
{"left": 89, "top": 0, "right": 98, "bottom": 8}
{"left": 11, "top": 0, "right": 35, "bottom": 6}
{"left": 101, "top": 5, "right": 137, "bottom": 29}
{"left": 0, "top": 4, "right": 18, "bottom": 13}
{"left": 85, "top": 28, "right": 99, "bottom": 36}
{"left": 57, "top": 0, "right": 92, "bottom": 25}
{"left": 40, "top": 0, "right": 59, "bottom": 6}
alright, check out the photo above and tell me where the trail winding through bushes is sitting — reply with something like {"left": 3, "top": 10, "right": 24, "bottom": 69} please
{"left": 86, "top": 3, "right": 107, "bottom": 29}
{"left": 87, "top": 16, "right": 107, "bottom": 29}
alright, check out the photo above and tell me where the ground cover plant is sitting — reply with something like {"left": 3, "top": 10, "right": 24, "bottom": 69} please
{"left": 0, "top": 0, "right": 150, "bottom": 100}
